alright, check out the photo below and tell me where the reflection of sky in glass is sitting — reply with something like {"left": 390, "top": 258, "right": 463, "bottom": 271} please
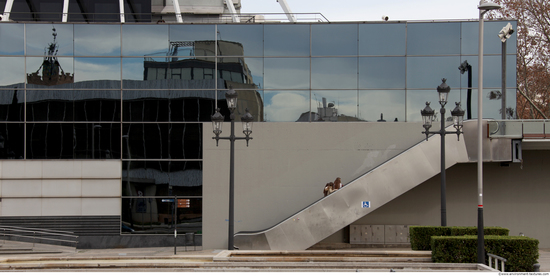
{"left": 312, "top": 24, "right": 358, "bottom": 56}
{"left": 169, "top": 25, "right": 215, "bottom": 46}
{"left": 458, "top": 55, "right": 517, "bottom": 89}
{"left": 359, "top": 23, "right": 406, "bottom": 56}
{"left": 312, "top": 58, "right": 357, "bottom": 89}
{"left": 407, "top": 89, "right": 462, "bottom": 122}
{"left": 312, "top": 90, "right": 358, "bottom": 118}
{"left": 407, "top": 56, "right": 460, "bottom": 89}
{"left": 264, "top": 58, "right": 309, "bottom": 89}
{"left": 359, "top": 57, "right": 405, "bottom": 89}
{"left": 263, "top": 90, "right": 310, "bottom": 122}
{"left": 0, "top": 57, "right": 24, "bottom": 86}
{"left": 264, "top": 24, "right": 309, "bottom": 57}
{"left": 74, "top": 58, "right": 121, "bottom": 82}
{"left": 407, "top": 23, "right": 460, "bottom": 55}
{"left": 216, "top": 25, "right": 263, "bottom": 57}
{"left": 461, "top": 21, "right": 518, "bottom": 55}
{"left": 359, "top": 90, "right": 405, "bottom": 122}
{"left": 75, "top": 25, "right": 120, "bottom": 56}
{"left": 465, "top": 88, "right": 517, "bottom": 119}
{"left": 26, "top": 24, "right": 73, "bottom": 56}
{"left": 122, "top": 58, "right": 144, "bottom": 81}
{"left": 0, "top": 24, "right": 24, "bottom": 55}
{"left": 241, "top": 57, "right": 263, "bottom": 88}
{"left": 122, "top": 25, "right": 169, "bottom": 56}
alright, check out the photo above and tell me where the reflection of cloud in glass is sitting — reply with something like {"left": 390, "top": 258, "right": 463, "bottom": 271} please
{"left": 122, "top": 25, "right": 169, "bottom": 56}
{"left": 264, "top": 92, "right": 311, "bottom": 122}
{"left": 264, "top": 58, "right": 309, "bottom": 89}
{"left": 74, "top": 58, "right": 121, "bottom": 82}
{"left": 75, "top": 25, "right": 121, "bottom": 56}
{"left": 122, "top": 58, "right": 144, "bottom": 80}
{"left": 311, "top": 58, "right": 357, "bottom": 89}
{"left": 0, "top": 24, "right": 24, "bottom": 55}
{"left": 359, "top": 91, "right": 405, "bottom": 122}
{"left": 0, "top": 57, "right": 24, "bottom": 86}
{"left": 26, "top": 24, "right": 73, "bottom": 56}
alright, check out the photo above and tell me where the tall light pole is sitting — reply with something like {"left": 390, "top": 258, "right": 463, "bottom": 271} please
{"left": 211, "top": 88, "right": 254, "bottom": 250}
{"left": 421, "top": 79, "right": 465, "bottom": 227}
{"left": 477, "top": 0, "right": 501, "bottom": 264}
{"left": 499, "top": 23, "right": 514, "bottom": 119}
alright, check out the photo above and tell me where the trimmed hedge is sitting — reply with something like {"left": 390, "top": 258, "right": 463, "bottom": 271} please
{"left": 431, "top": 235, "right": 539, "bottom": 272}
{"left": 409, "top": 226, "right": 509, "bottom": 250}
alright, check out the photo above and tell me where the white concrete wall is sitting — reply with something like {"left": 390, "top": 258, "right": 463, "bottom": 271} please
{"left": 0, "top": 160, "right": 121, "bottom": 216}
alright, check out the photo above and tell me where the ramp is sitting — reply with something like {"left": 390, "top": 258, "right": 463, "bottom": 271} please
{"left": 234, "top": 125, "right": 470, "bottom": 250}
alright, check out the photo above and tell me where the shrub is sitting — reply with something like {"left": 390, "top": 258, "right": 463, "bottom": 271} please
{"left": 409, "top": 226, "right": 509, "bottom": 250}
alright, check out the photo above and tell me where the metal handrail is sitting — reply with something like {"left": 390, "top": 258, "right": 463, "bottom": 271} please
{"left": 0, "top": 225, "right": 78, "bottom": 251}
{"left": 487, "top": 253, "right": 507, "bottom": 272}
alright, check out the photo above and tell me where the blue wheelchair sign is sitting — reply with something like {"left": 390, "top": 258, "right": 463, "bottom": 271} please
{"left": 361, "top": 201, "right": 370, "bottom": 208}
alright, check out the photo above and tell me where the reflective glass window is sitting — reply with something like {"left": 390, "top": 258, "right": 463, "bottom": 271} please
{"left": 122, "top": 161, "right": 202, "bottom": 196}
{"left": 75, "top": 25, "right": 121, "bottom": 56}
{"left": 312, "top": 24, "right": 357, "bottom": 56}
{"left": 122, "top": 57, "right": 145, "bottom": 82}
{"left": 311, "top": 57, "right": 357, "bottom": 89}
{"left": 312, "top": 90, "right": 358, "bottom": 120}
{"left": 406, "top": 56, "right": 460, "bottom": 89}
{"left": 26, "top": 24, "right": 73, "bottom": 56}
{"left": 0, "top": 24, "right": 24, "bottom": 55}
{"left": 264, "top": 24, "right": 309, "bottom": 57}
{"left": 26, "top": 123, "right": 74, "bottom": 159}
{"left": 0, "top": 57, "right": 24, "bottom": 86}
{"left": 0, "top": 89, "right": 24, "bottom": 121}
{"left": 407, "top": 23, "right": 461, "bottom": 55}
{"left": 122, "top": 25, "right": 169, "bottom": 56}
{"left": 264, "top": 58, "right": 309, "bottom": 90}
{"left": 26, "top": 57, "right": 74, "bottom": 89}
{"left": 74, "top": 57, "right": 121, "bottom": 89}
{"left": 359, "top": 90, "right": 405, "bottom": 122}
{"left": 123, "top": 0, "right": 151, "bottom": 22}
{"left": 359, "top": 57, "right": 405, "bottom": 89}
{"left": 461, "top": 21, "right": 517, "bottom": 55}
{"left": 74, "top": 90, "right": 121, "bottom": 122}
{"left": 11, "top": 0, "right": 63, "bottom": 21}
{"left": 67, "top": 0, "right": 119, "bottom": 22}
{"left": 168, "top": 90, "right": 218, "bottom": 122}
{"left": 463, "top": 88, "right": 515, "bottom": 119}
{"left": 26, "top": 90, "right": 74, "bottom": 121}
{"left": 407, "top": 89, "right": 462, "bottom": 122}
{"left": 359, "top": 23, "right": 406, "bottom": 56}
{"left": 216, "top": 25, "right": 263, "bottom": 56}
{"left": 122, "top": 123, "right": 202, "bottom": 159}
{"left": 123, "top": 90, "right": 171, "bottom": 122}
{"left": 218, "top": 57, "right": 262, "bottom": 89}
{"left": 73, "top": 123, "right": 121, "bottom": 159}
{"left": 264, "top": 90, "right": 309, "bottom": 122}
{"left": 458, "top": 56, "right": 517, "bottom": 90}
{"left": 0, "top": 123, "right": 24, "bottom": 159}
{"left": 169, "top": 25, "right": 216, "bottom": 57}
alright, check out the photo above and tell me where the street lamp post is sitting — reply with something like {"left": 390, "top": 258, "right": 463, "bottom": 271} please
{"left": 421, "top": 78, "right": 465, "bottom": 227}
{"left": 498, "top": 23, "right": 514, "bottom": 119}
{"left": 211, "top": 88, "right": 254, "bottom": 250}
{"left": 477, "top": 0, "right": 501, "bottom": 264}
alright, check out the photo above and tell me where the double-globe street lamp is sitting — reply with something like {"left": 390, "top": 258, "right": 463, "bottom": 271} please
{"left": 211, "top": 87, "right": 254, "bottom": 250}
{"left": 420, "top": 78, "right": 465, "bottom": 227}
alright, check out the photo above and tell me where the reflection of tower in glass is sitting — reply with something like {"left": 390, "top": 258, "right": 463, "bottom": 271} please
{"left": 27, "top": 27, "right": 74, "bottom": 86}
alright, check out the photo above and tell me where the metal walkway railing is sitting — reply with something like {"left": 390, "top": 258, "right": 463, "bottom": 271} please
{"left": 0, "top": 225, "right": 78, "bottom": 251}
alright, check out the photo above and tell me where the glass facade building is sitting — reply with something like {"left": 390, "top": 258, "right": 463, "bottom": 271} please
{"left": 0, "top": 20, "right": 517, "bottom": 236}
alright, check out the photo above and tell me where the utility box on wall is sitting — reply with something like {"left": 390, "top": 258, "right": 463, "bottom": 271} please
{"left": 350, "top": 225, "right": 410, "bottom": 245}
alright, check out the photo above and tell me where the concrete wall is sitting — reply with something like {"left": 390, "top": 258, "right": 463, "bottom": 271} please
{"left": 0, "top": 160, "right": 121, "bottom": 216}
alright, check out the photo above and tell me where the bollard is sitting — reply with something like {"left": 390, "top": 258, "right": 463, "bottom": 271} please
{"left": 534, "top": 263, "right": 540, "bottom": 272}
{"left": 174, "top": 229, "right": 177, "bottom": 255}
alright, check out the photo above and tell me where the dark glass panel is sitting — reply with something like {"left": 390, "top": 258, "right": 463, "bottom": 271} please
{"left": 123, "top": 90, "right": 171, "bottom": 122}
{"left": 74, "top": 57, "right": 121, "bottom": 89}
{"left": 407, "top": 22, "right": 461, "bottom": 55}
{"left": 311, "top": 57, "right": 357, "bottom": 89}
{"left": 359, "top": 23, "right": 406, "bottom": 56}
{"left": 216, "top": 25, "right": 263, "bottom": 56}
{"left": 74, "top": 90, "right": 121, "bottom": 122}
{"left": 264, "top": 24, "right": 309, "bottom": 56}
{"left": 0, "top": 123, "right": 24, "bottom": 159}
{"left": 311, "top": 90, "right": 358, "bottom": 121}
{"left": 312, "top": 24, "right": 357, "bottom": 56}
{"left": 121, "top": 197, "right": 202, "bottom": 234}
{"left": 123, "top": 0, "right": 151, "bottom": 22}
{"left": 67, "top": 0, "right": 119, "bottom": 22}
{"left": 0, "top": 89, "right": 24, "bottom": 121}
{"left": 75, "top": 25, "right": 121, "bottom": 56}
{"left": 26, "top": 24, "right": 73, "bottom": 56}
{"left": 359, "top": 90, "right": 405, "bottom": 122}
{"left": 406, "top": 56, "right": 460, "bottom": 89}
{"left": 26, "top": 123, "right": 73, "bottom": 159}
{"left": 122, "top": 25, "right": 169, "bottom": 56}
{"left": 359, "top": 57, "right": 405, "bottom": 89}
{"left": 0, "top": 57, "right": 25, "bottom": 86}
{"left": 11, "top": 0, "right": 63, "bottom": 21}
{"left": 26, "top": 90, "right": 73, "bottom": 121}
{"left": 264, "top": 58, "right": 309, "bottom": 89}
{"left": 0, "top": 24, "right": 24, "bottom": 55}
{"left": 264, "top": 90, "right": 309, "bottom": 122}
{"left": 26, "top": 57, "right": 74, "bottom": 89}
{"left": 169, "top": 123, "right": 201, "bottom": 159}
{"left": 461, "top": 21, "right": 518, "bottom": 55}
{"left": 73, "top": 123, "right": 121, "bottom": 159}
{"left": 169, "top": 25, "right": 216, "bottom": 56}
{"left": 169, "top": 90, "right": 217, "bottom": 122}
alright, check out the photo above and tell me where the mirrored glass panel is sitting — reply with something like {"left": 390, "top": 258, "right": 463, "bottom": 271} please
{"left": 264, "top": 90, "right": 309, "bottom": 122}
{"left": 264, "top": 58, "right": 309, "bottom": 90}
{"left": 26, "top": 57, "right": 74, "bottom": 89}
{"left": 0, "top": 24, "right": 24, "bottom": 55}
{"left": 216, "top": 25, "right": 263, "bottom": 57}
{"left": 0, "top": 123, "right": 24, "bottom": 159}
{"left": 406, "top": 89, "right": 462, "bottom": 122}
{"left": 169, "top": 90, "right": 218, "bottom": 122}
{"left": 26, "top": 123, "right": 73, "bottom": 159}
{"left": 74, "top": 123, "right": 121, "bottom": 159}
{"left": 169, "top": 25, "right": 216, "bottom": 56}
{"left": 26, "top": 24, "right": 73, "bottom": 56}
{"left": 122, "top": 123, "right": 202, "bottom": 159}
{"left": 122, "top": 25, "right": 169, "bottom": 56}
{"left": 26, "top": 90, "right": 73, "bottom": 121}
{"left": 464, "top": 88, "right": 515, "bottom": 119}
{"left": 264, "top": 24, "right": 309, "bottom": 57}
{"left": 0, "top": 89, "right": 24, "bottom": 121}
{"left": 0, "top": 57, "right": 25, "bottom": 86}
{"left": 74, "top": 57, "right": 121, "bottom": 89}
{"left": 311, "top": 57, "right": 357, "bottom": 89}
{"left": 74, "top": 90, "right": 121, "bottom": 122}
{"left": 312, "top": 24, "right": 358, "bottom": 56}
{"left": 122, "top": 57, "right": 146, "bottom": 82}
{"left": 311, "top": 90, "right": 358, "bottom": 120}
{"left": 75, "top": 25, "right": 121, "bottom": 56}
{"left": 407, "top": 22, "right": 460, "bottom": 55}
{"left": 121, "top": 198, "right": 202, "bottom": 235}
{"left": 359, "top": 23, "right": 406, "bottom": 56}
{"left": 461, "top": 21, "right": 518, "bottom": 55}
{"left": 359, "top": 57, "right": 405, "bottom": 89}
{"left": 359, "top": 90, "right": 405, "bottom": 122}
{"left": 458, "top": 56, "right": 517, "bottom": 90}
{"left": 122, "top": 161, "right": 202, "bottom": 196}
{"left": 218, "top": 57, "right": 262, "bottom": 89}
{"left": 123, "top": 90, "right": 171, "bottom": 122}
{"left": 407, "top": 56, "right": 460, "bottom": 89}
